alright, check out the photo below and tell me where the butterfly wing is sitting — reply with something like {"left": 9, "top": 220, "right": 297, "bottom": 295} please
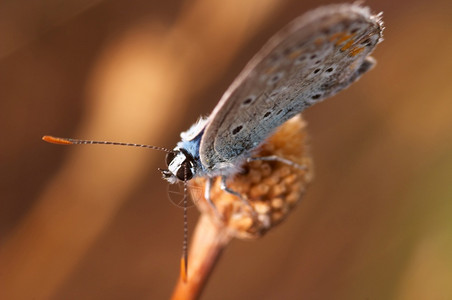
{"left": 199, "top": 3, "right": 383, "bottom": 171}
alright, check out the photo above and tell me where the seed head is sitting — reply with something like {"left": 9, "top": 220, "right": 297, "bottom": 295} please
{"left": 191, "top": 115, "right": 313, "bottom": 239}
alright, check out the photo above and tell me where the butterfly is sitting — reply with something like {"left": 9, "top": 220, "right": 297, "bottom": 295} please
{"left": 43, "top": 3, "right": 383, "bottom": 281}
{"left": 160, "top": 3, "right": 383, "bottom": 197}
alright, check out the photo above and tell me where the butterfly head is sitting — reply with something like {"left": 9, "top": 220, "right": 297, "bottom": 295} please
{"left": 160, "top": 148, "right": 195, "bottom": 184}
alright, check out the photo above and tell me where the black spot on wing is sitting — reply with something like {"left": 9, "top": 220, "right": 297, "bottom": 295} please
{"left": 232, "top": 125, "right": 243, "bottom": 135}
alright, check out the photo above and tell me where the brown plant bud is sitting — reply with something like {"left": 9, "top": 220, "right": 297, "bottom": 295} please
{"left": 190, "top": 114, "right": 313, "bottom": 239}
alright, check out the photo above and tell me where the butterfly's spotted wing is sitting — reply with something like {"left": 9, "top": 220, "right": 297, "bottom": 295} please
{"left": 199, "top": 3, "right": 383, "bottom": 171}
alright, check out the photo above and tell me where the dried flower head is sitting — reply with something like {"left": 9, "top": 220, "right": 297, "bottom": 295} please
{"left": 190, "top": 114, "right": 313, "bottom": 239}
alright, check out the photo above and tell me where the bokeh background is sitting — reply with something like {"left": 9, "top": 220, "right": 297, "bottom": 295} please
{"left": 1, "top": 0, "right": 452, "bottom": 299}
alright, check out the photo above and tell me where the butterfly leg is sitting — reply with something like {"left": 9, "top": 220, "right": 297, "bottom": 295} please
{"left": 220, "top": 176, "right": 256, "bottom": 216}
{"left": 247, "top": 155, "right": 307, "bottom": 170}
{"left": 204, "top": 177, "right": 223, "bottom": 220}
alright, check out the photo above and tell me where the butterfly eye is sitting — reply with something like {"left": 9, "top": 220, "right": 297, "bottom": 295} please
{"left": 176, "top": 162, "right": 193, "bottom": 181}
{"left": 166, "top": 152, "right": 176, "bottom": 166}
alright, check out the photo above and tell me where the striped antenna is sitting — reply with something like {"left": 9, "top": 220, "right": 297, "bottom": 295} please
{"left": 180, "top": 164, "right": 189, "bottom": 282}
{"left": 42, "top": 136, "right": 174, "bottom": 153}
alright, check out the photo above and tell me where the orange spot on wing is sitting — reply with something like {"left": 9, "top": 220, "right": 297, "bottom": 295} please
{"left": 341, "top": 38, "right": 355, "bottom": 51}
{"left": 334, "top": 34, "right": 353, "bottom": 46}
{"left": 330, "top": 30, "right": 360, "bottom": 52}
{"left": 329, "top": 32, "right": 344, "bottom": 42}
{"left": 349, "top": 46, "right": 364, "bottom": 57}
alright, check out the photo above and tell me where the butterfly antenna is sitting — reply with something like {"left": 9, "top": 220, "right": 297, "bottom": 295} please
{"left": 180, "top": 165, "right": 189, "bottom": 283}
{"left": 42, "top": 136, "right": 174, "bottom": 153}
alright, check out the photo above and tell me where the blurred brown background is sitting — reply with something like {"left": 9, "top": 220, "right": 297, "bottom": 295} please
{"left": 1, "top": 0, "right": 452, "bottom": 299}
